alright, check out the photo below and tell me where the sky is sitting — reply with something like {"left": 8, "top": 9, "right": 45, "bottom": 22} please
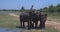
{"left": 0, "top": 0, "right": 60, "bottom": 9}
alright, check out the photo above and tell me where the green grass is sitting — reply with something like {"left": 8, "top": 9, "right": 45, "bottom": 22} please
{"left": 47, "top": 12, "right": 60, "bottom": 23}
{"left": 0, "top": 11, "right": 60, "bottom": 32}
{"left": 0, "top": 11, "right": 20, "bottom": 28}
{"left": 48, "top": 12, "right": 60, "bottom": 18}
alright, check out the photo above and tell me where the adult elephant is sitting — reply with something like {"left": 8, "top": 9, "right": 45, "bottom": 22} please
{"left": 19, "top": 12, "right": 30, "bottom": 29}
{"left": 39, "top": 11, "right": 47, "bottom": 29}
{"left": 29, "top": 11, "right": 39, "bottom": 28}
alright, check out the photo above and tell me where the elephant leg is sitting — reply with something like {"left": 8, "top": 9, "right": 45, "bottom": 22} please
{"left": 20, "top": 21, "right": 23, "bottom": 28}
{"left": 39, "top": 21, "right": 43, "bottom": 29}
{"left": 27, "top": 21, "right": 31, "bottom": 30}
{"left": 39, "top": 21, "right": 45, "bottom": 29}
{"left": 32, "top": 21, "right": 34, "bottom": 28}
{"left": 28, "top": 21, "right": 30, "bottom": 28}
{"left": 30, "top": 21, "right": 33, "bottom": 28}
{"left": 42, "top": 18, "right": 46, "bottom": 29}
{"left": 23, "top": 21, "right": 25, "bottom": 28}
{"left": 42, "top": 22, "right": 45, "bottom": 28}
{"left": 35, "top": 21, "right": 38, "bottom": 28}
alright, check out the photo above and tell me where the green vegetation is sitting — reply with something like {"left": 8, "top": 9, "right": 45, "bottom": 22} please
{"left": 0, "top": 4, "right": 60, "bottom": 12}
{"left": 0, "top": 11, "right": 20, "bottom": 28}
{"left": 0, "top": 4, "right": 60, "bottom": 17}
{"left": 0, "top": 11, "right": 60, "bottom": 32}
{"left": 0, "top": 4, "right": 60, "bottom": 32}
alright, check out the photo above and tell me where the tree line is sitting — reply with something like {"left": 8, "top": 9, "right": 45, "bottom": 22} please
{"left": 0, "top": 4, "right": 60, "bottom": 13}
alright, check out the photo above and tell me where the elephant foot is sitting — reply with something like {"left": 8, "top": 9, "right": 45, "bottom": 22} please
{"left": 34, "top": 27, "right": 38, "bottom": 29}
{"left": 22, "top": 26, "right": 25, "bottom": 28}
{"left": 19, "top": 26, "right": 25, "bottom": 28}
{"left": 19, "top": 26, "right": 23, "bottom": 28}
{"left": 39, "top": 27, "right": 45, "bottom": 29}
{"left": 27, "top": 27, "right": 31, "bottom": 30}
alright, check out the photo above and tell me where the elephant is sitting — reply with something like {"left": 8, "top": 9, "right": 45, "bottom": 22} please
{"left": 19, "top": 11, "right": 47, "bottom": 29}
{"left": 29, "top": 11, "right": 38, "bottom": 28}
{"left": 19, "top": 11, "right": 38, "bottom": 29}
{"left": 19, "top": 12, "right": 31, "bottom": 29}
{"left": 38, "top": 11, "right": 47, "bottom": 29}
{"left": 30, "top": 11, "right": 47, "bottom": 29}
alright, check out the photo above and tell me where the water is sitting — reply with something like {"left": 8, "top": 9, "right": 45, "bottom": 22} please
{"left": 0, "top": 28, "right": 20, "bottom": 32}
{"left": 0, "top": 28, "right": 30, "bottom": 32}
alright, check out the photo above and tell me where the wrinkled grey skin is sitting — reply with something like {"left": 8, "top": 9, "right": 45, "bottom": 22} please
{"left": 19, "top": 12, "right": 30, "bottom": 29}
{"left": 30, "top": 11, "right": 47, "bottom": 29}
{"left": 38, "top": 11, "right": 47, "bottom": 29}
{"left": 19, "top": 11, "right": 47, "bottom": 29}
{"left": 29, "top": 11, "right": 39, "bottom": 28}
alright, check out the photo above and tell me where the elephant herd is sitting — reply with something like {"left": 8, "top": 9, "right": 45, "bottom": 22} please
{"left": 19, "top": 10, "right": 47, "bottom": 30}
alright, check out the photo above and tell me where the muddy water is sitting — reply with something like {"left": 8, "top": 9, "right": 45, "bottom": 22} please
{"left": 0, "top": 28, "right": 21, "bottom": 32}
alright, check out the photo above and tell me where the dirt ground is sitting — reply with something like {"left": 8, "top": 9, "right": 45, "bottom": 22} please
{"left": 8, "top": 13, "right": 60, "bottom": 30}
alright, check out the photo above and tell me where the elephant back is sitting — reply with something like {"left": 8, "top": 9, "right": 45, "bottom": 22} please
{"left": 19, "top": 12, "right": 29, "bottom": 21}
